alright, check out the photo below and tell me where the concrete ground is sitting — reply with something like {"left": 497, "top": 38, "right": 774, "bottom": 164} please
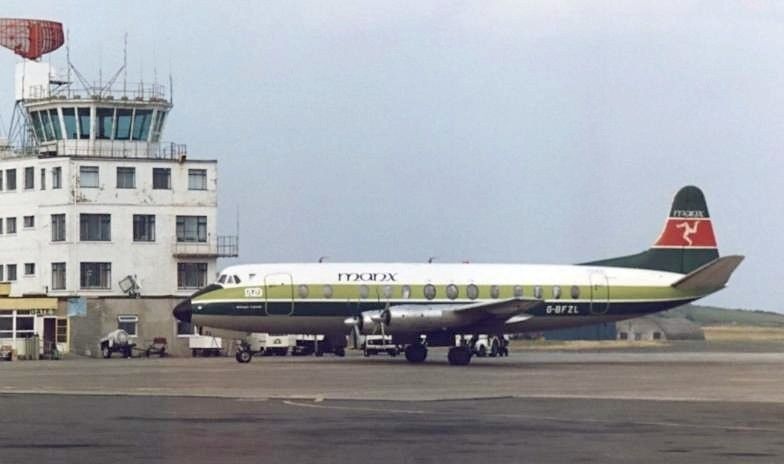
{"left": 1, "top": 345, "right": 783, "bottom": 463}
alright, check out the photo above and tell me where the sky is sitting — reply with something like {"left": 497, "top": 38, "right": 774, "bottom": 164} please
{"left": 1, "top": 1, "right": 782, "bottom": 311}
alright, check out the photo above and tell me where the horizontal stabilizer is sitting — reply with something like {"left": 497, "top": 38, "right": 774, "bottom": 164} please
{"left": 671, "top": 255, "right": 744, "bottom": 291}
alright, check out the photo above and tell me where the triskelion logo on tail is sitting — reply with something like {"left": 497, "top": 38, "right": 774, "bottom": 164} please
{"left": 675, "top": 221, "right": 699, "bottom": 246}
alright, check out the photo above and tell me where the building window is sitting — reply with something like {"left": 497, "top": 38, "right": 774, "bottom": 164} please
{"left": 177, "top": 263, "right": 208, "bottom": 289}
{"left": 24, "top": 263, "right": 35, "bottom": 276}
{"left": 78, "top": 107, "right": 91, "bottom": 139}
{"left": 0, "top": 265, "right": 3, "bottom": 281}
{"left": 24, "top": 167, "right": 34, "bottom": 189}
{"left": 40, "top": 168, "right": 46, "bottom": 190}
{"left": 6, "top": 217, "right": 16, "bottom": 234}
{"left": 51, "top": 214, "right": 66, "bottom": 241}
{"left": 117, "top": 315, "right": 138, "bottom": 336}
{"left": 52, "top": 167, "right": 62, "bottom": 189}
{"left": 0, "top": 218, "right": 4, "bottom": 234}
{"left": 96, "top": 108, "right": 114, "bottom": 140}
{"left": 423, "top": 284, "right": 436, "bottom": 300}
{"left": 80, "top": 262, "right": 111, "bottom": 289}
{"left": 446, "top": 284, "right": 459, "bottom": 300}
{"left": 116, "top": 167, "right": 136, "bottom": 189}
{"left": 6, "top": 169, "right": 16, "bottom": 191}
{"left": 52, "top": 262, "right": 66, "bottom": 290}
{"left": 16, "top": 316, "right": 34, "bottom": 338}
{"left": 80, "top": 214, "right": 111, "bottom": 241}
{"left": 133, "top": 215, "right": 155, "bottom": 242}
{"left": 188, "top": 169, "right": 207, "bottom": 190}
{"left": 23, "top": 215, "right": 34, "bottom": 228}
{"left": 56, "top": 318, "right": 68, "bottom": 343}
{"left": 153, "top": 168, "right": 171, "bottom": 189}
{"left": 0, "top": 316, "right": 11, "bottom": 337}
{"left": 62, "top": 108, "right": 77, "bottom": 139}
{"left": 176, "top": 216, "right": 207, "bottom": 242}
{"left": 7, "top": 264, "right": 17, "bottom": 281}
{"left": 79, "top": 166, "right": 99, "bottom": 188}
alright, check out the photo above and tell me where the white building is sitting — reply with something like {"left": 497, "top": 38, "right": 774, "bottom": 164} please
{"left": 0, "top": 39, "right": 237, "bottom": 357}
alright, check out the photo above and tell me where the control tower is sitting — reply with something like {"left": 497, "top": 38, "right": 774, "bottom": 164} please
{"left": 2, "top": 18, "right": 179, "bottom": 159}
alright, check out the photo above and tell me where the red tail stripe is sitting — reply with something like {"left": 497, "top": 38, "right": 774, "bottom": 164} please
{"left": 654, "top": 218, "right": 717, "bottom": 248}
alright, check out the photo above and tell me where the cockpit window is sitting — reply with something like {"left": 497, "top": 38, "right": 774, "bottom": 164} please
{"left": 233, "top": 275, "right": 241, "bottom": 284}
{"left": 217, "top": 274, "right": 227, "bottom": 284}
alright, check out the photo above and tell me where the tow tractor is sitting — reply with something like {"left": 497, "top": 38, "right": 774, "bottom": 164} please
{"left": 234, "top": 334, "right": 346, "bottom": 363}
{"left": 361, "top": 334, "right": 400, "bottom": 357}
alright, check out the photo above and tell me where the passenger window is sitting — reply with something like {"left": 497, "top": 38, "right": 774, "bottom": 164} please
{"left": 423, "top": 284, "right": 436, "bottom": 300}
{"left": 446, "top": 284, "right": 458, "bottom": 300}
{"left": 570, "top": 285, "right": 580, "bottom": 299}
{"left": 490, "top": 285, "right": 500, "bottom": 299}
{"left": 382, "top": 285, "right": 393, "bottom": 298}
{"left": 534, "top": 286, "right": 543, "bottom": 299}
{"left": 553, "top": 286, "right": 562, "bottom": 299}
{"left": 466, "top": 284, "right": 479, "bottom": 300}
{"left": 323, "top": 284, "right": 333, "bottom": 298}
{"left": 513, "top": 285, "right": 524, "bottom": 298}
{"left": 359, "top": 285, "right": 369, "bottom": 299}
{"left": 298, "top": 284, "right": 309, "bottom": 298}
{"left": 401, "top": 285, "right": 411, "bottom": 299}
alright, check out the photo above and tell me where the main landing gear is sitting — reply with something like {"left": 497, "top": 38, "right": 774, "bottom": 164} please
{"left": 404, "top": 343, "right": 428, "bottom": 363}
{"left": 447, "top": 346, "right": 472, "bottom": 366}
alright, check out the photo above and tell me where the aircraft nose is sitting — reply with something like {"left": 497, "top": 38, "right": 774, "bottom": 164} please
{"left": 173, "top": 299, "right": 192, "bottom": 323}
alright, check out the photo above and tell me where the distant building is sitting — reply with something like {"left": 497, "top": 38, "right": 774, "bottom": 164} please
{"left": 616, "top": 316, "right": 704, "bottom": 341}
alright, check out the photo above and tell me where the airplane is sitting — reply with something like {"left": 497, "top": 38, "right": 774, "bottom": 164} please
{"left": 173, "top": 186, "right": 743, "bottom": 366}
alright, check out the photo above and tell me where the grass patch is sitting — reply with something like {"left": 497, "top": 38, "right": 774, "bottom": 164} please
{"left": 510, "top": 339, "right": 669, "bottom": 351}
{"left": 703, "top": 325, "right": 784, "bottom": 342}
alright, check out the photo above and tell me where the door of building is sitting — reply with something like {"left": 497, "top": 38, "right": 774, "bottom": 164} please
{"left": 43, "top": 317, "right": 56, "bottom": 354}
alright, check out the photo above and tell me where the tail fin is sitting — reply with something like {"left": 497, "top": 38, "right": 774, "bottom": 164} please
{"left": 583, "top": 186, "right": 720, "bottom": 274}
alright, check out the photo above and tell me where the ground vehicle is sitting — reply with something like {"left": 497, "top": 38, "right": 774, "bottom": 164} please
{"left": 470, "top": 335, "right": 510, "bottom": 357}
{"left": 144, "top": 337, "right": 168, "bottom": 357}
{"left": 361, "top": 335, "right": 400, "bottom": 357}
{"left": 235, "top": 334, "right": 345, "bottom": 363}
{"left": 188, "top": 335, "right": 223, "bottom": 357}
{"left": 99, "top": 329, "right": 135, "bottom": 358}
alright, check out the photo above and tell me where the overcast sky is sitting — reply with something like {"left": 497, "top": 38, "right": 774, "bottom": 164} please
{"left": 1, "top": 1, "right": 781, "bottom": 310}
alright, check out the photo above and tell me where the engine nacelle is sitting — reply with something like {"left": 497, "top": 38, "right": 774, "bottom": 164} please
{"left": 355, "top": 305, "right": 464, "bottom": 335}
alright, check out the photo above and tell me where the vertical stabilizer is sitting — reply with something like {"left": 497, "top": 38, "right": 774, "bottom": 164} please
{"left": 583, "top": 186, "right": 720, "bottom": 274}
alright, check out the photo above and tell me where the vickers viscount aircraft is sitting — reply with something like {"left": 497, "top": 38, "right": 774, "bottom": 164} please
{"left": 173, "top": 186, "right": 742, "bottom": 365}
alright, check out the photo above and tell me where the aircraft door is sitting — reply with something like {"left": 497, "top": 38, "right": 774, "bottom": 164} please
{"left": 589, "top": 271, "right": 610, "bottom": 315}
{"left": 264, "top": 273, "right": 294, "bottom": 316}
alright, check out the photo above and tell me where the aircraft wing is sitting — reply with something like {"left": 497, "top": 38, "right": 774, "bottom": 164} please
{"left": 453, "top": 297, "right": 544, "bottom": 323}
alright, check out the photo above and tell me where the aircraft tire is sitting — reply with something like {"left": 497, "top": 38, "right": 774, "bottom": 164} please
{"left": 447, "top": 346, "right": 472, "bottom": 366}
{"left": 404, "top": 344, "right": 427, "bottom": 363}
{"left": 235, "top": 350, "right": 252, "bottom": 364}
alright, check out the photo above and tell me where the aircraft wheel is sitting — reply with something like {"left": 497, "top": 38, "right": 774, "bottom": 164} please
{"left": 404, "top": 343, "right": 427, "bottom": 363}
{"left": 447, "top": 346, "right": 472, "bottom": 366}
{"left": 235, "top": 350, "right": 252, "bottom": 364}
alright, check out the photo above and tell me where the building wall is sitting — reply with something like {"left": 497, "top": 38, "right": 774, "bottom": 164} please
{"left": 0, "top": 156, "right": 219, "bottom": 297}
{"left": 68, "top": 297, "right": 226, "bottom": 357}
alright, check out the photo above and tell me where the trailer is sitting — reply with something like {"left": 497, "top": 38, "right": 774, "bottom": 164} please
{"left": 188, "top": 335, "right": 223, "bottom": 357}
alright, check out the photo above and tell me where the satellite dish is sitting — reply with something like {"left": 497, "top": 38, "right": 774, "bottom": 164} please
{"left": 118, "top": 275, "right": 140, "bottom": 297}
